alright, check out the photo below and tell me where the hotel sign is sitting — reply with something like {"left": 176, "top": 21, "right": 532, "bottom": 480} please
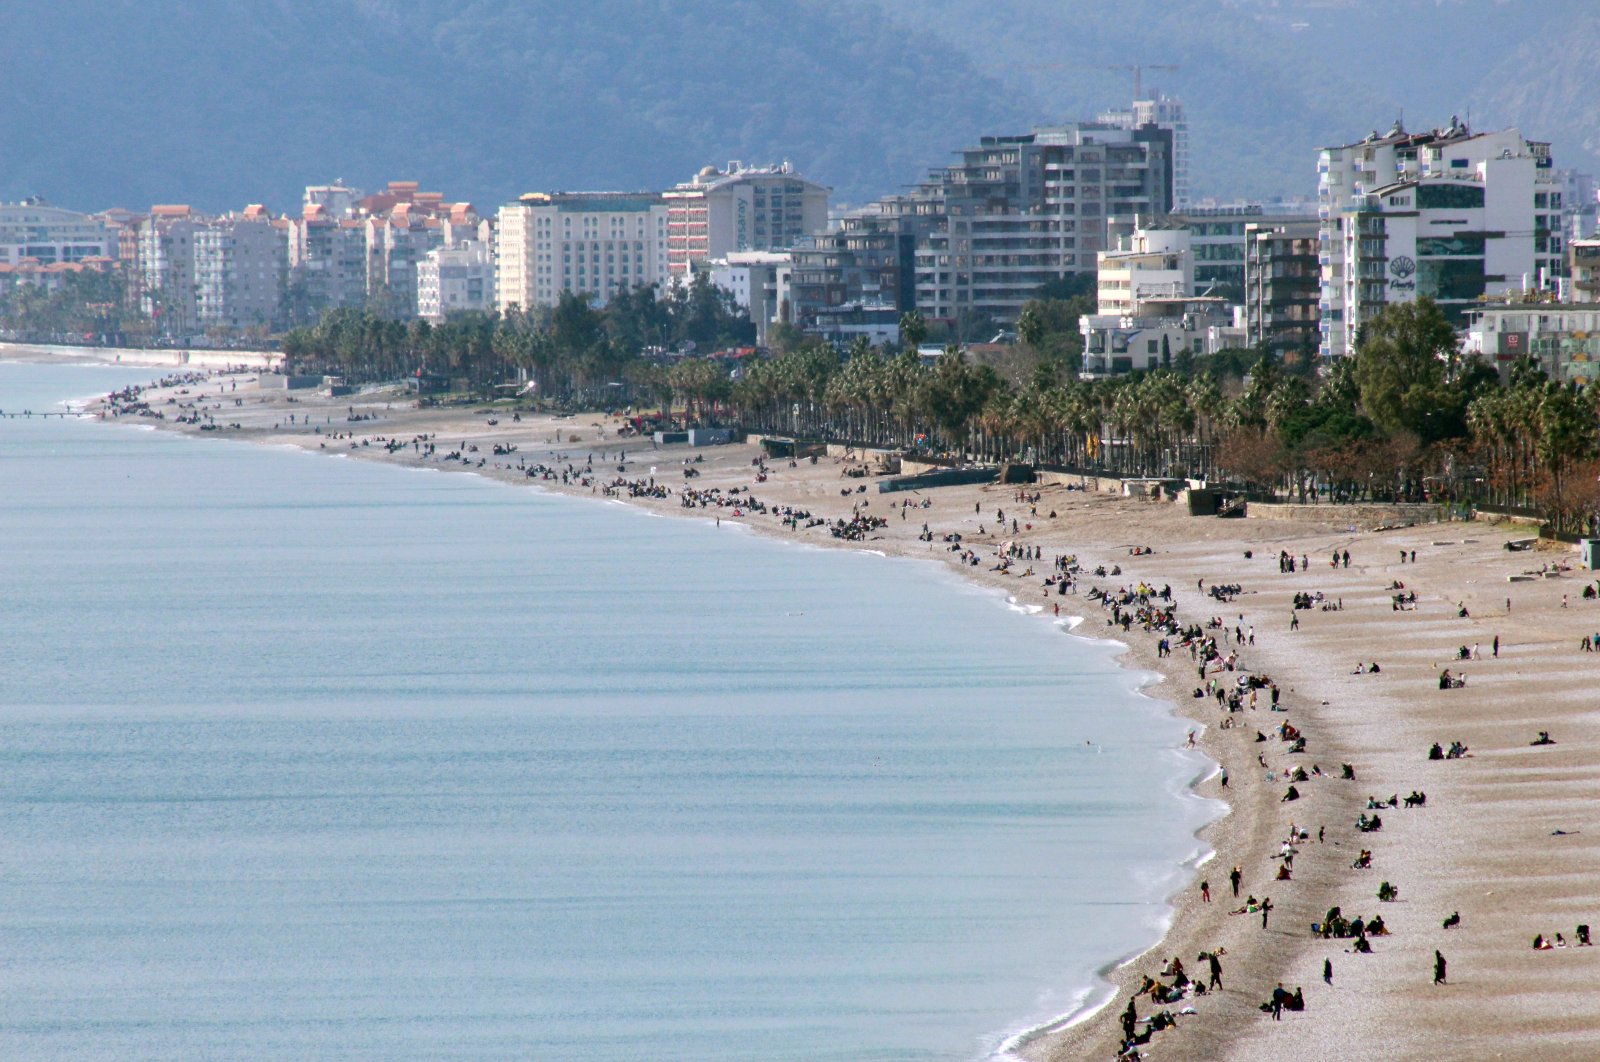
{"left": 1388, "top": 255, "right": 1416, "bottom": 292}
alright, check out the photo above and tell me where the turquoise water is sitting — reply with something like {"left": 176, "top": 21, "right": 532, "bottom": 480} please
{"left": 0, "top": 361, "right": 1214, "bottom": 1061}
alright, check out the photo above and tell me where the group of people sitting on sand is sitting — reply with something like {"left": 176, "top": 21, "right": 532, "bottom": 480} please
{"left": 1532, "top": 926, "right": 1592, "bottom": 949}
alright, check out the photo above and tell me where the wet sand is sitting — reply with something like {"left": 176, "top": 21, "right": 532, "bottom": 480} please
{"left": 79, "top": 368, "right": 1600, "bottom": 1061}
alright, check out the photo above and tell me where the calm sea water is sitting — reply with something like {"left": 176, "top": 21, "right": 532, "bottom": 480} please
{"left": 0, "top": 361, "right": 1214, "bottom": 1061}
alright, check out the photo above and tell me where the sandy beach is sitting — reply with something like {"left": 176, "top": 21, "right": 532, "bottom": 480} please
{"left": 54, "top": 358, "right": 1600, "bottom": 1060}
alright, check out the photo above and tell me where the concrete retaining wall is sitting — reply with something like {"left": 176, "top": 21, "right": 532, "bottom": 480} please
{"left": 1245, "top": 501, "right": 1447, "bottom": 525}
{"left": 1, "top": 342, "right": 282, "bottom": 370}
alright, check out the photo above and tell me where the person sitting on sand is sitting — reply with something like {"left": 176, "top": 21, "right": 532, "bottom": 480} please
{"left": 1532, "top": 731, "right": 1556, "bottom": 746}
{"left": 1535, "top": 934, "right": 1553, "bottom": 950}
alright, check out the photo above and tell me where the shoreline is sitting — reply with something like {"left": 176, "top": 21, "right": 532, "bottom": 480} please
{"left": 47, "top": 351, "right": 1600, "bottom": 1060}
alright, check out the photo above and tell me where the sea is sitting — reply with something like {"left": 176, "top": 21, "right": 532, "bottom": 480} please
{"left": 0, "top": 359, "right": 1217, "bottom": 1062}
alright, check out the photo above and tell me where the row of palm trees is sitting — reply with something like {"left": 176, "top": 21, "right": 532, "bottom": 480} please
{"left": 281, "top": 299, "right": 1600, "bottom": 528}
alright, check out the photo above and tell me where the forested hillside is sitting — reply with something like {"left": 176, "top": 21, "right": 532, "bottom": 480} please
{"left": 2, "top": 0, "right": 1596, "bottom": 212}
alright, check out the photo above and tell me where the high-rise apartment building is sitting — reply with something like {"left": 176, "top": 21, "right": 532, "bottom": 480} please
{"left": 1244, "top": 219, "right": 1321, "bottom": 359}
{"left": 137, "top": 206, "right": 203, "bottom": 336}
{"left": 1317, "top": 119, "right": 1564, "bottom": 357}
{"left": 192, "top": 205, "right": 286, "bottom": 332}
{"left": 1102, "top": 93, "right": 1190, "bottom": 210}
{"left": 495, "top": 192, "right": 669, "bottom": 313}
{"left": 912, "top": 122, "right": 1173, "bottom": 326}
{"left": 664, "top": 162, "right": 829, "bottom": 277}
{"left": 786, "top": 197, "right": 938, "bottom": 334}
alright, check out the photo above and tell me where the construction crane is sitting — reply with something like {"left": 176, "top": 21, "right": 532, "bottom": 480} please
{"left": 1105, "top": 63, "right": 1179, "bottom": 102}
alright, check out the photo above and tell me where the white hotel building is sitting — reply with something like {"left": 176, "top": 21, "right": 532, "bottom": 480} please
{"left": 496, "top": 192, "right": 669, "bottom": 313}
{"left": 1317, "top": 119, "right": 1564, "bottom": 358}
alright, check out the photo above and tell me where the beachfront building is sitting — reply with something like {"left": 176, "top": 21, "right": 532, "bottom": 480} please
{"left": 284, "top": 205, "right": 368, "bottom": 322}
{"left": 709, "top": 251, "right": 790, "bottom": 345}
{"left": 136, "top": 205, "right": 205, "bottom": 337}
{"left": 417, "top": 240, "right": 494, "bottom": 322}
{"left": 1078, "top": 217, "right": 1241, "bottom": 376}
{"left": 1244, "top": 219, "right": 1322, "bottom": 360}
{"left": 663, "top": 162, "right": 829, "bottom": 278}
{"left": 283, "top": 182, "right": 482, "bottom": 322}
{"left": 1317, "top": 119, "right": 1564, "bottom": 357}
{"left": 1466, "top": 299, "right": 1600, "bottom": 385}
{"left": 1095, "top": 220, "right": 1193, "bottom": 316}
{"left": 1171, "top": 201, "right": 1318, "bottom": 301}
{"left": 913, "top": 121, "right": 1174, "bottom": 328}
{"left": 192, "top": 205, "right": 286, "bottom": 333}
{"left": 786, "top": 197, "right": 937, "bottom": 338}
{"left": 495, "top": 192, "right": 670, "bottom": 313}
{"left": 0, "top": 200, "right": 116, "bottom": 265}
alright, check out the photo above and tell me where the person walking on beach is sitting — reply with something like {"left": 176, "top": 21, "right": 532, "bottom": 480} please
{"left": 1207, "top": 950, "right": 1222, "bottom": 989}
{"left": 1200, "top": 880, "right": 1211, "bottom": 903}
{"left": 1290, "top": 612, "right": 1299, "bottom": 631}
{"left": 1434, "top": 950, "right": 1447, "bottom": 984}
{"left": 1323, "top": 958, "right": 1333, "bottom": 985}
{"left": 1219, "top": 767, "right": 1229, "bottom": 789}
{"left": 1230, "top": 866, "right": 1242, "bottom": 897}
{"left": 1261, "top": 897, "right": 1273, "bottom": 929}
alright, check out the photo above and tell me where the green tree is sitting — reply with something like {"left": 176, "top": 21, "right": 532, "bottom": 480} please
{"left": 1352, "top": 298, "right": 1465, "bottom": 443}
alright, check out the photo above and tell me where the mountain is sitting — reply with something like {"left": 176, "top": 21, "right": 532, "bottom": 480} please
{"left": 1, "top": 1, "right": 1596, "bottom": 214}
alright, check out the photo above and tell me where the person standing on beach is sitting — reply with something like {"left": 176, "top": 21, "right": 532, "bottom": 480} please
{"left": 1290, "top": 612, "right": 1299, "bottom": 631}
{"left": 1230, "top": 866, "right": 1242, "bottom": 897}
{"left": 1493, "top": 635, "right": 1500, "bottom": 658}
{"left": 1434, "top": 950, "right": 1447, "bottom": 984}
{"left": 1323, "top": 958, "right": 1333, "bottom": 985}
{"left": 1261, "top": 897, "right": 1273, "bottom": 928}
{"left": 1207, "top": 950, "right": 1222, "bottom": 989}
{"left": 1200, "top": 880, "right": 1211, "bottom": 903}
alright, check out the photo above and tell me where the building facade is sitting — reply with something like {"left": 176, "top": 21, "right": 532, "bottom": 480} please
{"left": 1101, "top": 93, "right": 1190, "bottom": 210}
{"left": 284, "top": 182, "right": 480, "bottom": 322}
{"left": 709, "top": 251, "right": 790, "bottom": 346}
{"left": 1095, "top": 221, "right": 1192, "bottom": 316}
{"left": 0, "top": 200, "right": 116, "bottom": 265}
{"left": 192, "top": 206, "right": 285, "bottom": 332}
{"left": 912, "top": 122, "right": 1173, "bottom": 327}
{"left": 417, "top": 240, "right": 493, "bottom": 322}
{"left": 1244, "top": 219, "right": 1321, "bottom": 358}
{"left": 495, "top": 192, "right": 669, "bottom": 313}
{"left": 1318, "top": 120, "right": 1564, "bottom": 357}
{"left": 664, "top": 162, "right": 829, "bottom": 277}
{"left": 136, "top": 206, "right": 203, "bottom": 337}
{"left": 1466, "top": 300, "right": 1600, "bottom": 385}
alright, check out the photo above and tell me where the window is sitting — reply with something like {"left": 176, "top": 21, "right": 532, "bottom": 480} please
{"left": 1416, "top": 184, "right": 1484, "bottom": 209}
{"left": 1417, "top": 234, "right": 1485, "bottom": 256}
